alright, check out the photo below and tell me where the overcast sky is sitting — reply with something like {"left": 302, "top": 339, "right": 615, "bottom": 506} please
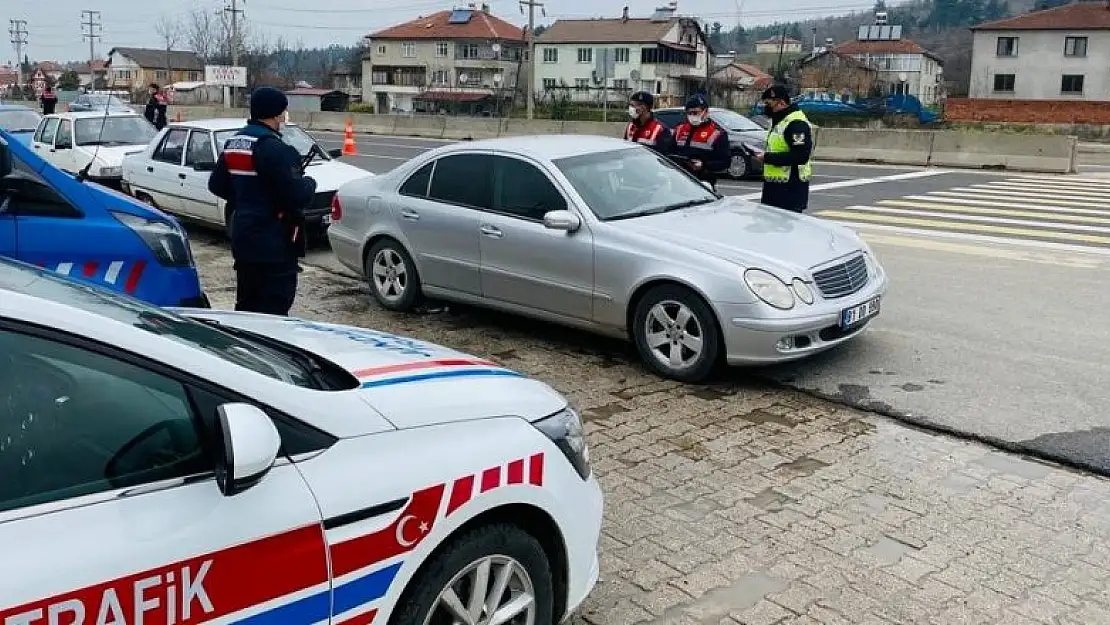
{"left": 7, "top": 0, "right": 874, "bottom": 64}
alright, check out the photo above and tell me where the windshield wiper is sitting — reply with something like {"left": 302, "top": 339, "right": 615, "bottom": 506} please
{"left": 606, "top": 197, "right": 716, "bottom": 221}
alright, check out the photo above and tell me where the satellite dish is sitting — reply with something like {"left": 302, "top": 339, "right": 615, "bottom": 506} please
{"left": 458, "top": 72, "right": 469, "bottom": 83}
{"left": 491, "top": 43, "right": 501, "bottom": 53}
{"left": 897, "top": 72, "right": 907, "bottom": 82}
{"left": 493, "top": 73, "right": 502, "bottom": 84}
{"left": 629, "top": 69, "right": 641, "bottom": 81}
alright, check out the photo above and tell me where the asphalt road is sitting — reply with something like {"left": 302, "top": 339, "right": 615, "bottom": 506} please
{"left": 302, "top": 130, "right": 1110, "bottom": 472}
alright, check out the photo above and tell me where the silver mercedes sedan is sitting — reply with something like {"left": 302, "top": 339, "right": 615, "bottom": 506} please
{"left": 328, "top": 135, "right": 887, "bottom": 382}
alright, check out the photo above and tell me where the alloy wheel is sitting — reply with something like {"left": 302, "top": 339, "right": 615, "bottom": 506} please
{"left": 644, "top": 300, "right": 705, "bottom": 370}
{"left": 729, "top": 154, "right": 748, "bottom": 178}
{"left": 421, "top": 555, "right": 536, "bottom": 625}
{"left": 371, "top": 248, "right": 408, "bottom": 303}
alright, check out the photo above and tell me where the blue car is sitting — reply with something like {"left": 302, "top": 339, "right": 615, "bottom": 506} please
{"left": 0, "top": 104, "right": 41, "bottom": 147}
{"left": 0, "top": 128, "right": 209, "bottom": 307}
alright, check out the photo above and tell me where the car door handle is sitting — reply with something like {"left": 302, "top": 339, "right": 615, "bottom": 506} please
{"left": 147, "top": 166, "right": 154, "bottom": 172}
{"left": 32, "top": 144, "right": 40, "bottom": 149}
{"left": 480, "top": 225, "right": 503, "bottom": 238}
{"left": 178, "top": 173, "right": 187, "bottom": 179}
{"left": 400, "top": 209, "right": 420, "bottom": 221}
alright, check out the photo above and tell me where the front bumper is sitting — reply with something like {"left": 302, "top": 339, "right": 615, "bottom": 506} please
{"left": 562, "top": 474, "right": 604, "bottom": 622}
{"left": 716, "top": 268, "right": 888, "bottom": 365}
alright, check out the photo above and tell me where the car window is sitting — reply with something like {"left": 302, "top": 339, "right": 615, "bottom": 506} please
{"left": 214, "top": 129, "right": 237, "bottom": 153}
{"left": 711, "top": 109, "right": 764, "bottom": 132}
{"left": 55, "top": 120, "right": 73, "bottom": 147}
{"left": 427, "top": 154, "right": 493, "bottom": 209}
{"left": 154, "top": 128, "right": 189, "bottom": 165}
{"left": 33, "top": 120, "right": 47, "bottom": 142}
{"left": 553, "top": 146, "right": 718, "bottom": 221}
{"left": 75, "top": 115, "right": 156, "bottom": 147}
{"left": 0, "top": 148, "right": 81, "bottom": 218}
{"left": 653, "top": 110, "right": 683, "bottom": 128}
{"left": 0, "top": 109, "right": 41, "bottom": 133}
{"left": 39, "top": 118, "right": 60, "bottom": 144}
{"left": 185, "top": 130, "right": 215, "bottom": 167}
{"left": 493, "top": 156, "right": 566, "bottom": 220}
{"left": 399, "top": 162, "right": 434, "bottom": 198}
{"left": 0, "top": 328, "right": 210, "bottom": 513}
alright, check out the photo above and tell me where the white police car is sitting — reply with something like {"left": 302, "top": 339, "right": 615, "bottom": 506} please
{"left": 0, "top": 257, "right": 602, "bottom": 625}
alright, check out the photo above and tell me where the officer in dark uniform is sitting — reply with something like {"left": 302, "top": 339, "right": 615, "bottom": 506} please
{"left": 625, "top": 91, "right": 673, "bottom": 155}
{"left": 207, "top": 86, "right": 317, "bottom": 316}
{"left": 753, "top": 85, "right": 814, "bottom": 213}
{"left": 670, "top": 94, "right": 730, "bottom": 191}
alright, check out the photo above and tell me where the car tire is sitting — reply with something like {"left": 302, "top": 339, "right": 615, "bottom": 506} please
{"left": 388, "top": 524, "right": 554, "bottom": 625}
{"left": 632, "top": 284, "right": 722, "bottom": 382}
{"left": 728, "top": 153, "right": 749, "bottom": 179}
{"left": 365, "top": 238, "right": 423, "bottom": 312}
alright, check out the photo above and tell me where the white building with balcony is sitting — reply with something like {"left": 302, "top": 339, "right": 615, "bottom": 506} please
{"left": 831, "top": 25, "right": 945, "bottom": 105}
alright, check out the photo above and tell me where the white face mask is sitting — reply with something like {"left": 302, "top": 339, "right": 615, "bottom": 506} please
{"left": 628, "top": 106, "right": 639, "bottom": 119}
{"left": 687, "top": 114, "right": 703, "bottom": 125}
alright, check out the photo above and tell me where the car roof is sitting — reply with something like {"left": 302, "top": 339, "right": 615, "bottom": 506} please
{"left": 47, "top": 111, "right": 140, "bottom": 119}
{"left": 434, "top": 134, "right": 636, "bottom": 161}
{"left": 654, "top": 106, "right": 741, "bottom": 114}
{"left": 166, "top": 118, "right": 302, "bottom": 132}
{"left": 0, "top": 104, "right": 34, "bottom": 111}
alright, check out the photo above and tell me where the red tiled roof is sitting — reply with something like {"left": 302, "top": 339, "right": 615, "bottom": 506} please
{"left": 832, "top": 38, "right": 944, "bottom": 63}
{"left": 370, "top": 9, "right": 524, "bottom": 41}
{"left": 415, "top": 90, "right": 491, "bottom": 102}
{"left": 973, "top": 1, "right": 1110, "bottom": 30}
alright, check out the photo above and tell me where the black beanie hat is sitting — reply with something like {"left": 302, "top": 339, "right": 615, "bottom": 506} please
{"left": 249, "top": 86, "right": 288, "bottom": 120}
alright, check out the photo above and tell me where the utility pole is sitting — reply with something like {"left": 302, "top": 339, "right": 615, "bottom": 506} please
{"left": 225, "top": 0, "right": 244, "bottom": 106}
{"left": 81, "top": 11, "right": 101, "bottom": 90}
{"left": 9, "top": 20, "right": 27, "bottom": 93}
{"left": 519, "top": 0, "right": 543, "bottom": 119}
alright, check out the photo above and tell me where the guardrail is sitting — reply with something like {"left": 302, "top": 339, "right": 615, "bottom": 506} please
{"left": 168, "top": 106, "right": 1081, "bottom": 174}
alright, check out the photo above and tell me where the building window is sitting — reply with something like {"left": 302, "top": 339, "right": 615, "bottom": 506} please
{"left": 543, "top": 48, "right": 557, "bottom": 63}
{"left": 574, "top": 78, "right": 589, "bottom": 90}
{"left": 992, "top": 73, "right": 1015, "bottom": 92}
{"left": 1064, "top": 36, "right": 1087, "bottom": 57}
{"left": 614, "top": 47, "right": 629, "bottom": 63}
{"left": 377, "top": 45, "right": 386, "bottom": 55}
{"left": 1061, "top": 74, "right": 1084, "bottom": 94}
{"left": 995, "top": 37, "right": 1018, "bottom": 56}
{"left": 577, "top": 48, "right": 592, "bottom": 63}
{"left": 432, "top": 69, "right": 449, "bottom": 84}
{"left": 542, "top": 78, "right": 557, "bottom": 90}
{"left": 436, "top": 42, "right": 449, "bottom": 57}
{"left": 612, "top": 78, "right": 628, "bottom": 91}
{"left": 401, "top": 43, "right": 416, "bottom": 58}
{"left": 460, "top": 44, "right": 479, "bottom": 59}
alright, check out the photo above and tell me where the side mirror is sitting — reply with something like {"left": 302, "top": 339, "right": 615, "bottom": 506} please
{"left": 700, "top": 180, "right": 714, "bottom": 192}
{"left": 213, "top": 403, "right": 281, "bottom": 497}
{"left": 327, "top": 148, "right": 343, "bottom": 158}
{"left": 193, "top": 161, "right": 216, "bottom": 171}
{"left": 543, "top": 209, "right": 581, "bottom": 232}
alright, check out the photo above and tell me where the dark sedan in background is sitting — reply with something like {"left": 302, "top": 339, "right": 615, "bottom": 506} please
{"left": 653, "top": 107, "right": 767, "bottom": 179}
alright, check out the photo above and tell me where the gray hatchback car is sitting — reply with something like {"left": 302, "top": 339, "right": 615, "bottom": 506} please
{"left": 327, "top": 135, "right": 886, "bottom": 382}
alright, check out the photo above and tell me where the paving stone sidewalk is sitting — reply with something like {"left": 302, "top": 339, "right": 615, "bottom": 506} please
{"left": 193, "top": 237, "right": 1110, "bottom": 625}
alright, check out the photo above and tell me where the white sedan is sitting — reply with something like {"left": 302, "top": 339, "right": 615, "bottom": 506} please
{"left": 123, "top": 118, "right": 372, "bottom": 240}
{"left": 30, "top": 111, "right": 156, "bottom": 187}
{"left": 0, "top": 257, "right": 602, "bottom": 625}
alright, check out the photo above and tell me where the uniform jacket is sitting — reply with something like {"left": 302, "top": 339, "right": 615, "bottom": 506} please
{"left": 671, "top": 118, "right": 730, "bottom": 182}
{"left": 759, "top": 104, "right": 813, "bottom": 212}
{"left": 144, "top": 93, "right": 168, "bottom": 130}
{"left": 40, "top": 91, "right": 57, "bottom": 115}
{"left": 625, "top": 116, "right": 674, "bottom": 154}
{"left": 207, "top": 120, "right": 318, "bottom": 264}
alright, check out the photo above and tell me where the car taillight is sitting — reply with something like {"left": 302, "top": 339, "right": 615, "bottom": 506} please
{"left": 331, "top": 194, "right": 342, "bottom": 222}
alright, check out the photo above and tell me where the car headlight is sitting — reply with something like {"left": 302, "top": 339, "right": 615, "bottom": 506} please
{"left": 791, "top": 278, "right": 815, "bottom": 304}
{"left": 98, "top": 165, "right": 122, "bottom": 177}
{"left": 533, "top": 406, "right": 590, "bottom": 480}
{"left": 110, "top": 210, "right": 194, "bottom": 267}
{"left": 744, "top": 268, "right": 795, "bottom": 310}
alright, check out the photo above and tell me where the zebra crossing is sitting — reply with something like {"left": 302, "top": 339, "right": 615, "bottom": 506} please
{"left": 812, "top": 175, "right": 1110, "bottom": 254}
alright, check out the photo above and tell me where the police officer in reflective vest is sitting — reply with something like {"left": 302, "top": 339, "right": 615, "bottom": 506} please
{"left": 671, "top": 94, "right": 730, "bottom": 191}
{"left": 207, "top": 86, "right": 317, "bottom": 316}
{"left": 625, "top": 91, "right": 673, "bottom": 154}
{"left": 754, "top": 85, "right": 814, "bottom": 213}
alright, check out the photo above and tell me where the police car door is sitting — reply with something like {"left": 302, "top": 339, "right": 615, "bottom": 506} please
{"left": 0, "top": 324, "right": 331, "bottom": 624}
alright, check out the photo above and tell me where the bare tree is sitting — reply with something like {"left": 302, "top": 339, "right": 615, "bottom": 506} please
{"left": 186, "top": 7, "right": 219, "bottom": 63}
{"left": 154, "top": 15, "right": 182, "bottom": 87}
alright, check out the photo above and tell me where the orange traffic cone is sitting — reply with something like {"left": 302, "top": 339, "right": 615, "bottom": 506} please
{"left": 342, "top": 119, "right": 358, "bottom": 156}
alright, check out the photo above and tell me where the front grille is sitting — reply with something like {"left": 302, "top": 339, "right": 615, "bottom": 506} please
{"left": 812, "top": 254, "right": 869, "bottom": 299}
{"left": 307, "top": 191, "right": 336, "bottom": 215}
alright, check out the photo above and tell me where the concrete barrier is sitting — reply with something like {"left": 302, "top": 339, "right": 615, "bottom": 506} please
{"left": 814, "top": 128, "right": 934, "bottom": 167}
{"left": 165, "top": 105, "right": 1082, "bottom": 174}
{"left": 929, "top": 130, "right": 1078, "bottom": 173}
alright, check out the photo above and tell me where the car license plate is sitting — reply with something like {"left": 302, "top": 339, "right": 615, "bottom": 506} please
{"left": 840, "top": 297, "right": 880, "bottom": 328}
{"left": 322, "top": 214, "right": 332, "bottom": 225}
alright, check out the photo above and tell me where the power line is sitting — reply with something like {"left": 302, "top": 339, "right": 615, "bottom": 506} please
{"left": 9, "top": 19, "right": 27, "bottom": 89}
{"left": 81, "top": 10, "right": 102, "bottom": 83}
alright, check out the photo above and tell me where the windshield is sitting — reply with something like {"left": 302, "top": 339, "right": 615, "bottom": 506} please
{"left": 0, "top": 110, "right": 41, "bottom": 132}
{"left": 553, "top": 147, "right": 719, "bottom": 221}
{"left": 712, "top": 109, "right": 764, "bottom": 132}
{"left": 0, "top": 260, "right": 324, "bottom": 388}
{"left": 84, "top": 95, "right": 126, "bottom": 106}
{"left": 74, "top": 115, "right": 156, "bottom": 146}
{"left": 215, "top": 125, "right": 325, "bottom": 159}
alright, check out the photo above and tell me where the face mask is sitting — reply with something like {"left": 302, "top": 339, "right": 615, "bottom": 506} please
{"left": 687, "top": 114, "right": 703, "bottom": 125}
{"left": 628, "top": 106, "right": 639, "bottom": 119}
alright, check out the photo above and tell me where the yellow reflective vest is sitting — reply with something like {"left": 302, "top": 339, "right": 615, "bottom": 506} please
{"left": 763, "top": 110, "right": 812, "bottom": 183}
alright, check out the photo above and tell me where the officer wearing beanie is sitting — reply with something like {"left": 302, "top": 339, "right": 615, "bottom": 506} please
{"left": 207, "top": 86, "right": 317, "bottom": 316}
{"left": 753, "top": 85, "right": 813, "bottom": 213}
{"left": 670, "top": 94, "right": 730, "bottom": 191}
{"left": 625, "top": 91, "right": 673, "bottom": 154}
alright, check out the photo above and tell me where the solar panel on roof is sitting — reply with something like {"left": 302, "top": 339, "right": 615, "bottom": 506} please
{"left": 448, "top": 9, "right": 473, "bottom": 23}
{"left": 891, "top": 25, "right": 903, "bottom": 39}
